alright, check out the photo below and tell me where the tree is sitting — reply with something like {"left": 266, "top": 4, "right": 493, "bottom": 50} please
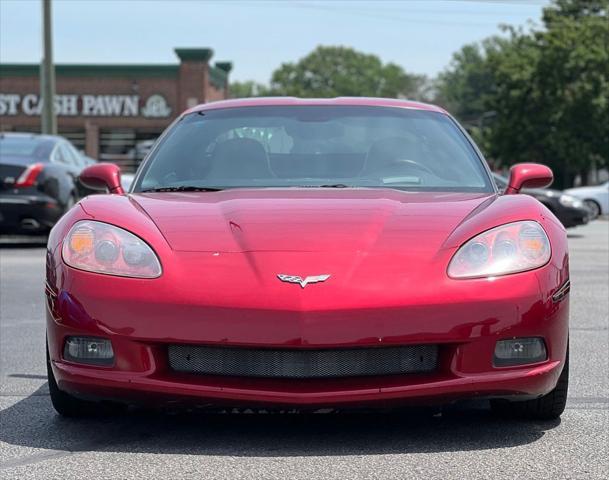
{"left": 435, "top": 39, "right": 500, "bottom": 122}
{"left": 537, "top": 0, "right": 609, "bottom": 185}
{"left": 434, "top": 37, "right": 509, "bottom": 152}
{"left": 270, "top": 46, "right": 427, "bottom": 100}
{"left": 435, "top": 0, "right": 609, "bottom": 188}
{"left": 229, "top": 80, "right": 270, "bottom": 99}
{"left": 487, "top": 1, "right": 609, "bottom": 187}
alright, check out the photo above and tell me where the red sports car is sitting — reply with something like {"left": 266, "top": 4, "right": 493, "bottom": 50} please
{"left": 45, "top": 98, "right": 570, "bottom": 419}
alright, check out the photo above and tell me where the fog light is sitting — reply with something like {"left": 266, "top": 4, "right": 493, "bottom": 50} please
{"left": 64, "top": 337, "right": 114, "bottom": 365}
{"left": 493, "top": 337, "right": 547, "bottom": 367}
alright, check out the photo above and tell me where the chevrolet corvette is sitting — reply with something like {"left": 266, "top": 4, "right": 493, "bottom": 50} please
{"left": 45, "top": 97, "right": 570, "bottom": 419}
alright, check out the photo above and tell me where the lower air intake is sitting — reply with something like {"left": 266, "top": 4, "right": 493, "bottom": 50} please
{"left": 167, "top": 344, "right": 438, "bottom": 379}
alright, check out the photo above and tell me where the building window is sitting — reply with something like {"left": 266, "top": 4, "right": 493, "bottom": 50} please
{"left": 99, "top": 129, "right": 161, "bottom": 172}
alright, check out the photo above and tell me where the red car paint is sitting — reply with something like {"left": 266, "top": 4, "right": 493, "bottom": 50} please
{"left": 46, "top": 98, "right": 569, "bottom": 409}
{"left": 79, "top": 162, "right": 124, "bottom": 194}
{"left": 505, "top": 162, "right": 553, "bottom": 194}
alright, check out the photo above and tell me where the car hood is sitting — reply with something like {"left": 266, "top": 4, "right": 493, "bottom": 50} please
{"left": 130, "top": 189, "right": 495, "bottom": 254}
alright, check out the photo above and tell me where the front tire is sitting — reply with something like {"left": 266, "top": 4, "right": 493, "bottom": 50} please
{"left": 491, "top": 349, "right": 569, "bottom": 420}
{"left": 584, "top": 199, "right": 601, "bottom": 220}
{"left": 47, "top": 343, "right": 98, "bottom": 417}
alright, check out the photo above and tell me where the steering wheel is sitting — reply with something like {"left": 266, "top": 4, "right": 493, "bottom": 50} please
{"left": 373, "top": 159, "right": 435, "bottom": 178}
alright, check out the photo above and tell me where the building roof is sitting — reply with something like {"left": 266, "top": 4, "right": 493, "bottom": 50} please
{"left": 0, "top": 47, "right": 230, "bottom": 84}
{"left": 0, "top": 63, "right": 229, "bottom": 90}
{"left": 0, "top": 64, "right": 179, "bottom": 78}
{"left": 185, "top": 97, "right": 448, "bottom": 115}
{"left": 174, "top": 48, "right": 213, "bottom": 62}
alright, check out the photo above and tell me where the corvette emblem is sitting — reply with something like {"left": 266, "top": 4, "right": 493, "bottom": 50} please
{"left": 277, "top": 274, "right": 331, "bottom": 288}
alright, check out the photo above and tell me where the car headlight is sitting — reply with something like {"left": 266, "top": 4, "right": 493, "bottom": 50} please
{"left": 62, "top": 220, "right": 162, "bottom": 278}
{"left": 448, "top": 221, "right": 550, "bottom": 279}
{"left": 559, "top": 194, "right": 583, "bottom": 208}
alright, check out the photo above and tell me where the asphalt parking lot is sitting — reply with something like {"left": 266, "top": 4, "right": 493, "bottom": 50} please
{"left": 0, "top": 221, "right": 607, "bottom": 480}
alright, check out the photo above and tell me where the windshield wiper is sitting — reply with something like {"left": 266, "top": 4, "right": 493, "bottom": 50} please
{"left": 296, "top": 183, "right": 353, "bottom": 188}
{"left": 140, "top": 186, "right": 223, "bottom": 193}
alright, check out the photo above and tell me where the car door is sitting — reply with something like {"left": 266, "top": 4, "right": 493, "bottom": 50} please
{"left": 58, "top": 141, "right": 92, "bottom": 199}
{"left": 64, "top": 142, "right": 102, "bottom": 197}
{"left": 599, "top": 182, "right": 609, "bottom": 213}
{"left": 64, "top": 142, "right": 87, "bottom": 171}
{"left": 45, "top": 142, "right": 79, "bottom": 206}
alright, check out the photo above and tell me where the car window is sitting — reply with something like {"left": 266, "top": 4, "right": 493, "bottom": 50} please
{"left": 67, "top": 143, "right": 87, "bottom": 167}
{"left": 0, "top": 135, "right": 55, "bottom": 164}
{"left": 136, "top": 106, "right": 493, "bottom": 193}
{"left": 61, "top": 142, "right": 81, "bottom": 166}
{"left": 57, "top": 143, "right": 79, "bottom": 166}
{"left": 51, "top": 144, "right": 66, "bottom": 164}
{"left": 63, "top": 142, "right": 83, "bottom": 166}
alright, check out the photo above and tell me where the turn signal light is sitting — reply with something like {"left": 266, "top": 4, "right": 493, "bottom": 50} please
{"left": 68, "top": 225, "right": 95, "bottom": 255}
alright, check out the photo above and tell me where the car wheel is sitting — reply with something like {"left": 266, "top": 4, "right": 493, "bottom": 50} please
{"left": 47, "top": 341, "right": 99, "bottom": 417}
{"left": 491, "top": 348, "right": 569, "bottom": 420}
{"left": 584, "top": 199, "right": 601, "bottom": 220}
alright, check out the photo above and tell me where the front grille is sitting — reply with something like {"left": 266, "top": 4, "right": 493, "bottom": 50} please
{"left": 167, "top": 344, "right": 438, "bottom": 379}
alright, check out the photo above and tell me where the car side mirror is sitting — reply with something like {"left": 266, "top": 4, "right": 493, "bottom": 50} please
{"left": 79, "top": 163, "right": 125, "bottom": 194}
{"left": 505, "top": 163, "right": 553, "bottom": 194}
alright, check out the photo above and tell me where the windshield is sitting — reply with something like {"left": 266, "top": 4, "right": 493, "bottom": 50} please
{"left": 0, "top": 136, "right": 54, "bottom": 163}
{"left": 134, "top": 106, "right": 493, "bottom": 193}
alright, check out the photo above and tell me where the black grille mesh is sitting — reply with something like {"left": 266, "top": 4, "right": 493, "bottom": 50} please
{"left": 167, "top": 344, "right": 438, "bottom": 379}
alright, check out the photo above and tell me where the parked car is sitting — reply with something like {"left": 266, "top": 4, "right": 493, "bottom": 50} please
{"left": 564, "top": 181, "right": 609, "bottom": 219}
{"left": 47, "top": 98, "right": 569, "bottom": 420}
{"left": 493, "top": 173, "right": 590, "bottom": 228}
{"left": 120, "top": 172, "right": 135, "bottom": 191}
{"left": 133, "top": 139, "right": 156, "bottom": 160}
{"left": 0, "top": 132, "right": 87, "bottom": 234}
{"left": 80, "top": 153, "right": 97, "bottom": 166}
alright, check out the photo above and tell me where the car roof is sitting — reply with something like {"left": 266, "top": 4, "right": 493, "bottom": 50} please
{"left": 184, "top": 97, "right": 448, "bottom": 116}
{"left": 0, "top": 131, "right": 62, "bottom": 143}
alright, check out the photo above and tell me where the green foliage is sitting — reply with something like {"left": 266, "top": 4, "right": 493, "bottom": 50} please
{"left": 229, "top": 2, "right": 607, "bottom": 188}
{"left": 229, "top": 80, "right": 270, "bottom": 99}
{"left": 435, "top": 38, "right": 503, "bottom": 122}
{"left": 435, "top": 0, "right": 609, "bottom": 188}
{"left": 270, "top": 46, "right": 428, "bottom": 100}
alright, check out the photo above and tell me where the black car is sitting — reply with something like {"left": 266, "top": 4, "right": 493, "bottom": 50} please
{"left": 0, "top": 132, "right": 89, "bottom": 234}
{"left": 493, "top": 173, "right": 589, "bottom": 228}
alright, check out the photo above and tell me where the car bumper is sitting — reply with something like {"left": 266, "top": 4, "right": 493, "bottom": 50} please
{"left": 51, "top": 358, "right": 563, "bottom": 408}
{"left": 0, "top": 192, "right": 61, "bottom": 233}
{"left": 46, "top": 266, "right": 570, "bottom": 409}
{"left": 556, "top": 205, "right": 590, "bottom": 228}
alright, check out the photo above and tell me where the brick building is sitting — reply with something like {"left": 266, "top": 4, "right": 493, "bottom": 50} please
{"left": 0, "top": 47, "right": 231, "bottom": 171}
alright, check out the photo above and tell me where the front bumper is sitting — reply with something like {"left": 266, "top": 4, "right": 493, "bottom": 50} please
{"left": 51, "top": 358, "right": 563, "bottom": 408}
{"left": 46, "top": 264, "right": 569, "bottom": 409}
{"left": 556, "top": 205, "right": 590, "bottom": 228}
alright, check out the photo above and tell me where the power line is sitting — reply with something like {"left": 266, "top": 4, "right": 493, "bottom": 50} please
{"left": 273, "top": 1, "right": 541, "bottom": 27}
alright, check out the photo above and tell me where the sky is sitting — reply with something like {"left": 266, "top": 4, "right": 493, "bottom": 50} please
{"left": 0, "top": 0, "right": 549, "bottom": 83}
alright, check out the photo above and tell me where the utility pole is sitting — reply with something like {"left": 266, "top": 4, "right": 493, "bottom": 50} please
{"left": 40, "top": 0, "right": 57, "bottom": 134}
